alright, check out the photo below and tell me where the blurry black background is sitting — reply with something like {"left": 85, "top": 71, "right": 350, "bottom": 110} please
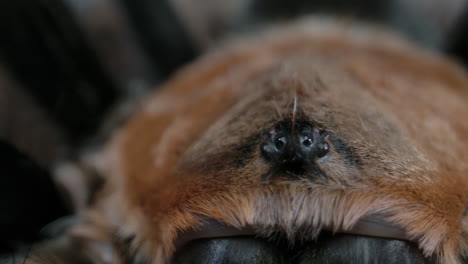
{"left": 0, "top": 0, "right": 467, "bottom": 260}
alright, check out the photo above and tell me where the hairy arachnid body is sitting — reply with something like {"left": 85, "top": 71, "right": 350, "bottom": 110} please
{"left": 73, "top": 18, "right": 468, "bottom": 264}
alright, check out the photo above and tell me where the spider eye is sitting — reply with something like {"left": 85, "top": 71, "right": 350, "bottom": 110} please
{"left": 316, "top": 143, "right": 329, "bottom": 158}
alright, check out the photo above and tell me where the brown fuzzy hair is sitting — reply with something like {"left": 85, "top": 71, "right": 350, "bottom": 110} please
{"left": 78, "top": 17, "right": 468, "bottom": 264}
